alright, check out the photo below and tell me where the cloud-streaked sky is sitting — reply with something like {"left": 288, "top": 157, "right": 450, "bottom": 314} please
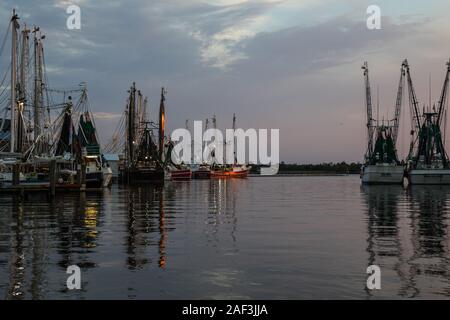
{"left": 1, "top": 0, "right": 450, "bottom": 163}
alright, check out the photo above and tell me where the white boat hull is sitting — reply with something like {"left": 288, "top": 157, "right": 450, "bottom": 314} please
{"left": 361, "top": 165, "right": 404, "bottom": 184}
{"left": 409, "top": 169, "right": 450, "bottom": 185}
{"left": 0, "top": 172, "right": 27, "bottom": 183}
{"left": 102, "top": 167, "right": 113, "bottom": 187}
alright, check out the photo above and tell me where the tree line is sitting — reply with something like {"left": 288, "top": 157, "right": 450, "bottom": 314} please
{"left": 250, "top": 162, "right": 362, "bottom": 174}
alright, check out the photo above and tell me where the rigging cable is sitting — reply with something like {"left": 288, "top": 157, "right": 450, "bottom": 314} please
{"left": 0, "top": 20, "right": 11, "bottom": 58}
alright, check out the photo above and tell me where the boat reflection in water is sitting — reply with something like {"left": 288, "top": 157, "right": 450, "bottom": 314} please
{"left": 0, "top": 177, "right": 243, "bottom": 299}
{"left": 124, "top": 185, "right": 170, "bottom": 269}
{"left": 2, "top": 192, "right": 102, "bottom": 299}
{"left": 362, "top": 184, "right": 450, "bottom": 298}
{"left": 5, "top": 176, "right": 450, "bottom": 299}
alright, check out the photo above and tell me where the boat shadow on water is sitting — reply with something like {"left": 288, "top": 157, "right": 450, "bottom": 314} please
{"left": 361, "top": 184, "right": 450, "bottom": 298}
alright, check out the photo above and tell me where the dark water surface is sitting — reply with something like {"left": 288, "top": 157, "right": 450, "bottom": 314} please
{"left": 1, "top": 176, "right": 450, "bottom": 299}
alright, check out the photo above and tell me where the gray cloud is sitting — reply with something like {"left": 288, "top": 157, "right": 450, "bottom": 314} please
{"left": 1, "top": 0, "right": 447, "bottom": 162}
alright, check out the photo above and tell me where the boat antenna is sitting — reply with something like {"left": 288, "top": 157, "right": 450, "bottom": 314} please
{"left": 429, "top": 73, "right": 432, "bottom": 111}
{"left": 377, "top": 85, "right": 380, "bottom": 126}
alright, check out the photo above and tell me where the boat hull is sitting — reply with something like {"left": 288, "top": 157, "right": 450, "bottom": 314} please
{"left": 102, "top": 168, "right": 113, "bottom": 187}
{"left": 192, "top": 170, "right": 211, "bottom": 179}
{"left": 86, "top": 171, "right": 103, "bottom": 188}
{"left": 170, "top": 169, "right": 192, "bottom": 181}
{"left": 361, "top": 165, "right": 404, "bottom": 184}
{"left": 120, "top": 168, "right": 164, "bottom": 183}
{"left": 408, "top": 169, "right": 450, "bottom": 185}
{"left": 211, "top": 169, "right": 249, "bottom": 179}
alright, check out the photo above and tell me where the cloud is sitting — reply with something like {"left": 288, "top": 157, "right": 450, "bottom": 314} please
{"left": 1, "top": 0, "right": 448, "bottom": 162}
{"left": 236, "top": 15, "right": 425, "bottom": 78}
{"left": 139, "top": 0, "right": 288, "bottom": 69}
{"left": 92, "top": 112, "right": 123, "bottom": 120}
{"left": 188, "top": 0, "right": 282, "bottom": 68}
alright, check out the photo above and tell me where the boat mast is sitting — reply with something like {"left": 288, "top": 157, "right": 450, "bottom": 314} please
{"left": 143, "top": 96, "right": 148, "bottom": 122}
{"left": 232, "top": 113, "right": 236, "bottom": 165}
{"left": 137, "top": 90, "right": 142, "bottom": 131}
{"left": 159, "top": 87, "right": 166, "bottom": 163}
{"left": 17, "top": 24, "right": 30, "bottom": 152}
{"left": 10, "top": 10, "right": 19, "bottom": 153}
{"left": 404, "top": 60, "right": 421, "bottom": 131}
{"left": 392, "top": 60, "right": 406, "bottom": 144}
{"left": 127, "top": 83, "right": 136, "bottom": 165}
{"left": 203, "top": 118, "right": 209, "bottom": 163}
{"left": 33, "top": 26, "right": 42, "bottom": 142}
{"left": 362, "top": 62, "right": 374, "bottom": 160}
{"left": 19, "top": 25, "right": 30, "bottom": 106}
{"left": 437, "top": 59, "right": 450, "bottom": 126}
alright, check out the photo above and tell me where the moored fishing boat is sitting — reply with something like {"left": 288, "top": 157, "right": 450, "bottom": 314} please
{"left": 405, "top": 59, "right": 450, "bottom": 184}
{"left": 211, "top": 114, "right": 251, "bottom": 179}
{"left": 192, "top": 164, "right": 211, "bottom": 179}
{"left": 77, "top": 88, "right": 113, "bottom": 188}
{"left": 361, "top": 163, "right": 405, "bottom": 185}
{"left": 119, "top": 84, "right": 165, "bottom": 183}
{"left": 211, "top": 164, "right": 250, "bottom": 178}
{"left": 0, "top": 10, "right": 110, "bottom": 192}
{"left": 360, "top": 61, "right": 406, "bottom": 185}
{"left": 164, "top": 140, "right": 192, "bottom": 181}
{"left": 170, "top": 167, "right": 192, "bottom": 180}
{"left": 0, "top": 159, "right": 26, "bottom": 184}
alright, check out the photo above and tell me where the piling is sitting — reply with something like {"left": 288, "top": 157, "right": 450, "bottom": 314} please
{"left": 80, "top": 164, "right": 86, "bottom": 191}
{"left": 12, "top": 164, "right": 20, "bottom": 186}
{"left": 76, "top": 165, "right": 82, "bottom": 185}
{"left": 49, "top": 159, "right": 56, "bottom": 196}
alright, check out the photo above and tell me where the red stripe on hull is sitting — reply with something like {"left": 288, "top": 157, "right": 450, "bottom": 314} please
{"left": 211, "top": 169, "right": 249, "bottom": 178}
{"left": 170, "top": 170, "right": 192, "bottom": 180}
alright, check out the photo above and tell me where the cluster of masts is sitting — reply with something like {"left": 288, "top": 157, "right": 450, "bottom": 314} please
{"left": 1, "top": 10, "right": 113, "bottom": 192}
{"left": 361, "top": 58, "right": 450, "bottom": 185}
{"left": 104, "top": 81, "right": 249, "bottom": 183}
{"left": 0, "top": 8, "right": 249, "bottom": 190}
{"left": 0, "top": 9, "right": 49, "bottom": 156}
{"left": 0, "top": 10, "right": 91, "bottom": 160}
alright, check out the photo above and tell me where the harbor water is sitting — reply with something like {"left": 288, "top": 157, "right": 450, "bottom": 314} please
{"left": 1, "top": 176, "right": 450, "bottom": 299}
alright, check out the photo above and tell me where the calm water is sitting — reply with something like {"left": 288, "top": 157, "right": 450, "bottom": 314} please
{"left": 0, "top": 176, "right": 450, "bottom": 299}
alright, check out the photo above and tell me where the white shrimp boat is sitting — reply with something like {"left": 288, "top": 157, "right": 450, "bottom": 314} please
{"left": 405, "top": 59, "right": 450, "bottom": 185}
{"left": 361, "top": 163, "right": 404, "bottom": 185}
{"left": 360, "top": 61, "right": 406, "bottom": 185}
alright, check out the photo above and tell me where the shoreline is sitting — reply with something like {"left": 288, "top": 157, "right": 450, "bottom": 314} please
{"left": 249, "top": 172, "right": 358, "bottom": 177}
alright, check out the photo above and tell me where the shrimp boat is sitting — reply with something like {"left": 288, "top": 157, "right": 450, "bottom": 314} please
{"left": 120, "top": 83, "right": 165, "bottom": 183}
{"left": 192, "top": 164, "right": 211, "bottom": 179}
{"left": 0, "top": 159, "right": 26, "bottom": 184}
{"left": 210, "top": 114, "right": 251, "bottom": 178}
{"left": 164, "top": 140, "right": 192, "bottom": 180}
{"left": 191, "top": 119, "right": 211, "bottom": 179}
{"left": 169, "top": 166, "right": 192, "bottom": 180}
{"left": 1, "top": 10, "right": 110, "bottom": 190}
{"left": 405, "top": 59, "right": 450, "bottom": 184}
{"left": 360, "top": 61, "right": 405, "bottom": 184}
{"left": 77, "top": 88, "right": 112, "bottom": 188}
{"left": 125, "top": 124, "right": 165, "bottom": 182}
{"left": 211, "top": 164, "right": 250, "bottom": 178}
{"left": 52, "top": 87, "right": 111, "bottom": 189}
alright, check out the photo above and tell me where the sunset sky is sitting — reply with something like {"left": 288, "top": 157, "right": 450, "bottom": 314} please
{"left": 1, "top": 0, "right": 450, "bottom": 163}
